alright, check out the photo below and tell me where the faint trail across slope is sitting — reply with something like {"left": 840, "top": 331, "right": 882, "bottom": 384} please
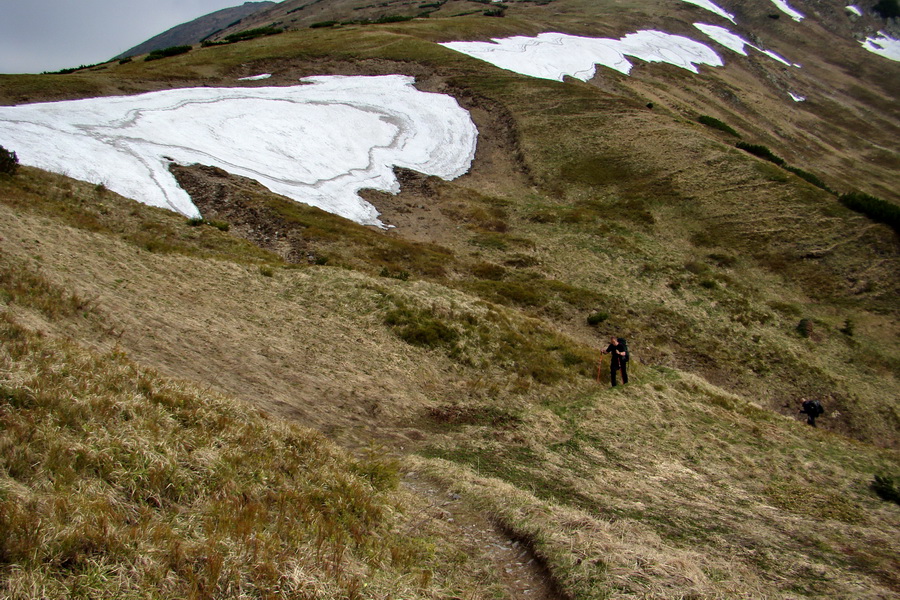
{"left": 403, "top": 472, "right": 567, "bottom": 600}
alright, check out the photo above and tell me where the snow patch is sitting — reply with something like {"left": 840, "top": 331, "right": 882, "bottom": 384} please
{"left": 0, "top": 75, "right": 478, "bottom": 227}
{"left": 440, "top": 30, "right": 722, "bottom": 82}
{"left": 845, "top": 5, "right": 862, "bottom": 17}
{"left": 788, "top": 92, "right": 806, "bottom": 102}
{"left": 238, "top": 73, "right": 272, "bottom": 81}
{"left": 680, "top": 0, "right": 736, "bottom": 24}
{"left": 693, "top": 24, "right": 797, "bottom": 66}
{"left": 861, "top": 32, "right": 900, "bottom": 61}
{"left": 769, "top": 0, "right": 804, "bottom": 21}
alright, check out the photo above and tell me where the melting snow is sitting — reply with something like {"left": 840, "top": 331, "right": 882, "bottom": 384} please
{"left": 680, "top": 0, "right": 736, "bottom": 24}
{"left": 0, "top": 75, "right": 477, "bottom": 227}
{"left": 845, "top": 5, "right": 862, "bottom": 17}
{"left": 238, "top": 73, "right": 272, "bottom": 81}
{"left": 694, "top": 23, "right": 797, "bottom": 66}
{"left": 861, "top": 32, "right": 900, "bottom": 61}
{"left": 770, "top": 0, "right": 804, "bottom": 21}
{"left": 440, "top": 30, "right": 723, "bottom": 81}
{"left": 789, "top": 92, "right": 806, "bottom": 102}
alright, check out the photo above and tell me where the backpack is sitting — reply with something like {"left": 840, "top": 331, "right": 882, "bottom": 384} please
{"left": 803, "top": 399, "right": 824, "bottom": 416}
{"left": 618, "top": 338, "right": 630, "bottom": 363}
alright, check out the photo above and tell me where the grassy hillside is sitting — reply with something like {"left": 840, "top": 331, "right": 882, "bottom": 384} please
{"left": 1, "top": 2, "right": 899, "bottom": 597}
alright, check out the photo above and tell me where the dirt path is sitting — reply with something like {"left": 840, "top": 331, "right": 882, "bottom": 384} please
{"left": 402, "top": 472, "right": 566, "bottom": 600}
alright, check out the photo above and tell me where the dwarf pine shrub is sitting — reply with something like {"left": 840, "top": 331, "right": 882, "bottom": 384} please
{"left": 0, "top": 145, "right": 19, "bottom": 176}
{"left": 871, "top": 474, "right": 900, "bottom": 504}
{"left": 223, "top": 27, "right": 283, "bottom": 43}
{"left": 839, "top": 191, "right": 900, "bottom": 233}
{"left": 698, "top": 115, "right": 740, "bottom": 138}
{"left": 736, "top": 142, "right": 786, "bottom": 167}
{"left": 873, "top": 0, "right": 900, "bottom": 18}
{"left": 145, "top": 45, "right": 192, "bottom": 61}
{"left": 785, "top": 166, "right": 833, "bottom": 193}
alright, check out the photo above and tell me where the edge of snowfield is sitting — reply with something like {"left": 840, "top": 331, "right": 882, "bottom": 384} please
{"left": 0, "top": 75, "right": 478, "bottom": 227}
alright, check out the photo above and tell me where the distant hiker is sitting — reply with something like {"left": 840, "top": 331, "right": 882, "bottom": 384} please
{"left": 599, "top": 336, "right": 629, "bottom": 387}
{"left": 799, "top": 399, "right": 824, "bottom": 427}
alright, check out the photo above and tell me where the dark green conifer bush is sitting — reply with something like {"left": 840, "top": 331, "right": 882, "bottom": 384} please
{"left": 0, "top": 146, "right": 19, "bottom": 176}
{"left": 839, "top": 192, "right": 900, "bottom": 233}
{"left": 145, "top": 45, "right": 192, "bottom": 61}
{"left": 698, "top": 115, "right": 740, "bottom": 138}
{"left": 736, "top": 142, "right": 786, "bottom": 167}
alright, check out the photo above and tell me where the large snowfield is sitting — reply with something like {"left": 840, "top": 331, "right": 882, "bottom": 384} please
{"left": 440, "top": 30, "right": 725, "bottom": 81}
{"left": 0, "top": 75, "right": 477, "bottom": 227}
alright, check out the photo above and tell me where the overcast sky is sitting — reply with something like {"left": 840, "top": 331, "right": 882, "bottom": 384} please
{"left": 0, "top": 1, "right": 251, "bottom": 74}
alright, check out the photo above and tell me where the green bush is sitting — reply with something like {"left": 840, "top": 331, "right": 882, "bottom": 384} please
{"left": 586, "top": 311, "right": 609, "bottom": 326}
{"left": 0, "top": 146, "right": 19, "bottom": 176}
{"left": 310, "top": 20, "right": 339, "bottom": 28}
{"left": 698, "top": 115, "right": 740, "bottom": 138}
{"left": 871, "top": 475, "right": 900, "bottom": 505}
{"left": 839, "top": 192, "right": 900, "bottom": 233}
{"left": 873, "top": 0, "right": 900, "bottom": 18}
{"left": 736, "top": 142, "right": 786, "bottom": 167}
{"left": 223, "top": 27, "right": 283, "bottom": 43}
{"left": 145, "top": 45, "right": 192, "bottom": 61}
{"left": 785, "top": 166, "right": 833, "bottom": 193}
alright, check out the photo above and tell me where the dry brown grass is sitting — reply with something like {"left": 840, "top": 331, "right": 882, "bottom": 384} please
{"left": 1, "top": 10, "right": 898, "bottom": 597}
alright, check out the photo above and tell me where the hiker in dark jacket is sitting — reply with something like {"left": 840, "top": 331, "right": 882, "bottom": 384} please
{"left": 599, "top": 336, "right": 628, "bottom": 387}
{"left": 799, "top": 398, "right": 824, "bottom": 427}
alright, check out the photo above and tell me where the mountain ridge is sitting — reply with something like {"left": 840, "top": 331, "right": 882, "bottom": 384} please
{"left": 113, "top": 1, "right": 275, "bottom": 59}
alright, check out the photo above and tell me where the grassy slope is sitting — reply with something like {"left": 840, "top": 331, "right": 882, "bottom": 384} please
{"left": 1, "top": 7, "right": 899, "bottom": 599}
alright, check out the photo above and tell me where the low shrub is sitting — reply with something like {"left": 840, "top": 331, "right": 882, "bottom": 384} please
{"left": 785, "top": 166, "right": 833, "bottom": 193}
{"left": 839, "top": 191, "right": 900, "bottom": 233}
{"left": 698, "top": 115, "right": 740, "bottom": 138}
{"left": 873, "top": 0, "right": 900, "bottom": 18}
{"left": 871, "top": 474, "right": 900, "bottom": 504}
{"left": 376, "top": 14, "right": 415, "bottom": 23}
{"left": 797, "top": 318, "right": 813, "bottom": 338}
{"left": 223, "top": 26, "right": 283, "bottom": 43}
{"left": 0, "top": 146, "right": 19, "bottom": 176}
{"left": 310, "top": 20, "right": 339, "bottom": 28}
{"left": 145, "top": 45, "right": 192, "bottom": 61}
{"left": 586, "top": 311, "right": 609, "bottom": 326}
{"left": 736, "top": 142, "right": 785, "bottom": 166}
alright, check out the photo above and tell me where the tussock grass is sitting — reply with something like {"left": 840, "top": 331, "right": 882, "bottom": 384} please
{"left": 413, "top": 373, "right": 900, "bottom": 599}
{"left": 0, "top": 312, "right": 490, "bottom": 599}
{"left": 0, "top": 168, "right": 279, "bottom": 265}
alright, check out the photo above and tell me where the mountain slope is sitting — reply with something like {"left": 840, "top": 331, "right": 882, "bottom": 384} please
{"left": 1, "top": 0, "right": 899, "bottom": 597}
{"left": 114, "top": 1, "right": 275, "bottom": 59}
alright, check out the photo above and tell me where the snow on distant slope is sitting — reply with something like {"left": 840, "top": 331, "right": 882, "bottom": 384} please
{"left": 440, "top": 30, "right": 723, "bottom": 81}
{"left": 861, "top": 32, "right": 900, "bottom": 61}
{"left": 680, "top": 0, "right": 736, "bottom": 24}
{"left": 845, "top": 5, "right": 863, "bottom": 17}
{"left": 694, "top": 23, "right": 797, "bottom": 66}
{"left": 0, "top": 75, "right": 477, "bottom": 227}
{"left": 769, "top": 0, "right": 804, "bottom": 21}
{"left": 238, "top": 74, "right": 272, "bottom": 81}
